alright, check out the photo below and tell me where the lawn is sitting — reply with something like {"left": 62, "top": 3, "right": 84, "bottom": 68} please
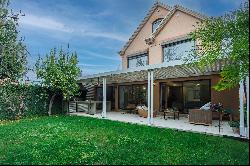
{"left": 0, "top": 116, "right": 249, "bottom": 165}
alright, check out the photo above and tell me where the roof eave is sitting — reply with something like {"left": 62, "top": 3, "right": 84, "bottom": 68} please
{"left": 149, "top": 5, "right": 208, "bottom": 41}
{"left": 118, "top": 2, "right": 172, "bottom": 56}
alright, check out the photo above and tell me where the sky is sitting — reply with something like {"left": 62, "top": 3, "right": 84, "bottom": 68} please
{"left": 9, "top": 0, "right": 245, "bottom": 80}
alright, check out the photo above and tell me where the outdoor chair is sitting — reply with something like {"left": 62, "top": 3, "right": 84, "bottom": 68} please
{"left": 163, "top": 108, "right": 180, "bottom": 120}
{"left": 221, "top": 108, "right": 233, "bottom": 121}
{"left": 125, "top": 104, "right": 136, "bottom": 114}
{"left": 137, "top": 106, "right": 157, "bottom": 118}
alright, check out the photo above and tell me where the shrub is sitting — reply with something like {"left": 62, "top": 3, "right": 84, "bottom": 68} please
{"left": 228, "top": 121, "right": 240, "bottom": 128}
{"left": 0, "top": 82, "right": 49, "bottom": 120}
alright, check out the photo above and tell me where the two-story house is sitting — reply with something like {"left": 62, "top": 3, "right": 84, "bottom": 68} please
{"left": 79, "top": 2, "right": 239, "bottom": 121}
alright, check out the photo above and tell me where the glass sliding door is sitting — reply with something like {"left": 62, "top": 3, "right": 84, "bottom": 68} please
{"left": 119, "top": 86, "right": 132, "bottom": 109}
{"left": 96, "top": 86, "right": 115, "bottom": 110}
{"left": 119, "top": 84, "right": 147, "bottom": 109}
{"left": 160, "top": 82, "right": 183, "bottom": 112}
{"left": 160, "top": 80, "right": 211, "bottom": 113}
{"left": 183, "top": 80, "right": 210, "bottom": 110}
{"left": 168, "top": 85, "right": 183, "bottom": 111}
{"left": 160, "top": 83, "right": 169, "bottom": 111}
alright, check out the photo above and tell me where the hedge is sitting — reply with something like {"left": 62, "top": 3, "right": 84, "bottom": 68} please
{"left": 0, "top": 83, "right": 49, "bottom": 120}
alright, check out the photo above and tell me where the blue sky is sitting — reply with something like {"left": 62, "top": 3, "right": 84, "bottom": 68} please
{"left": 10, "top": 0, "right": 245, "bottom": 80}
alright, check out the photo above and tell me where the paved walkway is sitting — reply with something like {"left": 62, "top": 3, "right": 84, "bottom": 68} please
{"left": 70, "top": 111, "right": 240, "bottom": 138}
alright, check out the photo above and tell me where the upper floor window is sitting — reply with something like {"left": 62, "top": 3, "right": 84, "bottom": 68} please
{"left": 128, "top": 53, "right": 148, "bottom": 68}
{"left": 152, "top": 18, "right": 163, "bottom": 33}
{"left": 163, "top": 39, "right": 195, "bottom": 62}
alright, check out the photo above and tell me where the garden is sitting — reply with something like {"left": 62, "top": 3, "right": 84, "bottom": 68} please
{"left": 0, "top": 115, "right": 249, "bottom": 165}
{"left": 0, "top": 0, "right": 249, "bottom": 165}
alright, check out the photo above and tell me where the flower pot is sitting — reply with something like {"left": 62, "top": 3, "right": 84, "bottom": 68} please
{"left": 232, "top": 127, "right": 240, "bottom": 134}
{"left": 138, "top": 109, "right": 148, "bottom": 118}
{"left": 138, "top": 109, "right": 157, "bottom": 118}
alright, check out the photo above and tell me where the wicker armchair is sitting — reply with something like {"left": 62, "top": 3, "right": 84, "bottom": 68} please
{"left": 138, "top": 108, "right": 157, "bottom": 118}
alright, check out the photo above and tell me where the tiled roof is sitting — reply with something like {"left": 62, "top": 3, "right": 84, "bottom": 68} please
{"left": 118, "top": 1, "right": 172, "bottom": 56}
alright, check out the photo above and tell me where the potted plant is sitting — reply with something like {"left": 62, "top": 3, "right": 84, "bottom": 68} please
{"left": 210, "top": 103, "right": 223, "bottom": 132}
{"left": 229, "top": 121, "right": 240, "bottom": 134}
{"left": 137, "top": 105, "right": 148, "bottom": 118}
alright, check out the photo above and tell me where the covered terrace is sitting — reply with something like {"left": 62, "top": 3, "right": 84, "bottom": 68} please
{"left": 77, "top": 61, "right": 249, "bottom": 138}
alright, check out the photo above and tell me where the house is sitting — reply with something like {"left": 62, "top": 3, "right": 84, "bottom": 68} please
{"left": 78, "top": 2, "right": 241, "bottom": 124}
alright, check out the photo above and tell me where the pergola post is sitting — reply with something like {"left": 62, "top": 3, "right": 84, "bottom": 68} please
{"left": 147, "top": 71, "right": 151, "bottom": 125}
{"left": 102, "top": 77, "right": 107, "bottom": 118}
{"left": 150, "top": 71, "right": 154, "bottom": 124}
{"left": 239, "top": 80, "right": 245, "bottom": 137}
{"left": 246, "top": 76, "right": 249, "bottom": 139}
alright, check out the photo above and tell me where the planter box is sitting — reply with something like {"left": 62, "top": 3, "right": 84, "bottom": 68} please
{"left": 232, "top": 127, "right": 240, "bottom": 134}
{"left": 189, "top": 109, "right": 212, "bottom": 126}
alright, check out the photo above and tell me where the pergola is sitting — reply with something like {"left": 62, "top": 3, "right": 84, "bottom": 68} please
{"left": 78, "top": 61, "right": 249, "bottom": 138}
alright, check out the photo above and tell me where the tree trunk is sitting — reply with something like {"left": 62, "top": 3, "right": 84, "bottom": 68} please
{"left": 62, "top": 99, "right": 69, "bottom": 114}
{"left": 62, "top": 98, "right": 64, "bottom": 114}
{"left": 48, "top": 94, "right": 57, "bottom": 116}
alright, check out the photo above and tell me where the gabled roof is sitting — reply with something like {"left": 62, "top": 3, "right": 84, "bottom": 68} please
{"left": 118, "top": 1, "right": 172, "bottom": 56}
{"left": 147, "top": 5, "right": 208, "bottom": 42}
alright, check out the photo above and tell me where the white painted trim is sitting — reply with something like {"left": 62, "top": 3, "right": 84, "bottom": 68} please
{"left": 150, "top": 71, "right": 154, "bottom": 124}
{"left": 147, "top": 71, "right": 151, "bottom": 125}
{"left": 246, "top": 76, "right": 249, "bottom": 138}
{"left": 102, "top": 78, "right": 107, "bottom": 118}
{"left": 239, "top": 80, "right": 245, "bottom": 137}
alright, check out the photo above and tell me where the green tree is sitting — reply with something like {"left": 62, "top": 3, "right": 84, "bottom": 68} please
{"left": 0, "top": 0, "right": 27, "bottom": 80}
{"left": 188, "top": 1, "right": 249, "bottom": 91}
{"left": 35, "top": 47, "right": 80, "bottom": 115}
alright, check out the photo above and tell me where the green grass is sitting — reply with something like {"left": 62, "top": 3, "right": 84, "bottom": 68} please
{"left": 0, "top": 116, "right": 249, "bottom": 165}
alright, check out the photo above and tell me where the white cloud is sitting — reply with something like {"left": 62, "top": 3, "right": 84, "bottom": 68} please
{"left": 80, "top": 50, "right": 120, "bottom": 61}
{"left": 78, "top": 63, "right": 116, "bottom": 67}
{"left": 20, "top": 14, "right": 129, "bottom": 42}
{"left": 80, "top": 31, "right": 129, "bottom": 42}
{"left": 20, "top": 15, "right": 73, "bottom": 33}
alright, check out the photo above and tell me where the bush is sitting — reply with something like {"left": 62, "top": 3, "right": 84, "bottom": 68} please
{"left": 0, "top": 82, "right": 49, "bottom": 120}
{"left": 228, "top": 121, "right": 240, "bottom": 128}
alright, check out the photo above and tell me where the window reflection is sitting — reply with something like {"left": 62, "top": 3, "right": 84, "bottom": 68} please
{"left": 128, "top": 53, "right": 148, "bottom": 68}
{"left": 119, "top": 84, "right": 147, "bottom": 109}
{"left": 163, "top": 39, "right": 195, "bottom": 62}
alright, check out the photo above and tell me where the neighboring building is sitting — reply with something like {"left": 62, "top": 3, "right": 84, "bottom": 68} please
{"left": 79, "top": 2, "right": 239, "bottom": 120}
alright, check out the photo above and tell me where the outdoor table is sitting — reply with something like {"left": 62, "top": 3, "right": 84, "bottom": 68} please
{"left": 164, "top": 109, "right": 179, "bottom": 120}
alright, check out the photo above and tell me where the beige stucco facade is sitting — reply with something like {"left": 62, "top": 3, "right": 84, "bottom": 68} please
{"left": 121, "top": 6, "right": 202, "bottom": 69}
{"left": 115, "top": 3, "right": 239, "bottom": 118}
{"left": 81, "top": 2, "right": 239, "bottom": 121}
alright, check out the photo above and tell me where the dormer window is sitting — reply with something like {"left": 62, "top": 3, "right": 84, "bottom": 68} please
{"left": 152, "top": 18, "right": 163, "bottom": 33}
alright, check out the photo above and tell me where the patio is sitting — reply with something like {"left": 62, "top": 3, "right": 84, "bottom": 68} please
{"left": 69, "top": 111, "right": 240, "bottom": 138}
{"left": 78, "top": 60, "right": 249, "bottom": 139}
